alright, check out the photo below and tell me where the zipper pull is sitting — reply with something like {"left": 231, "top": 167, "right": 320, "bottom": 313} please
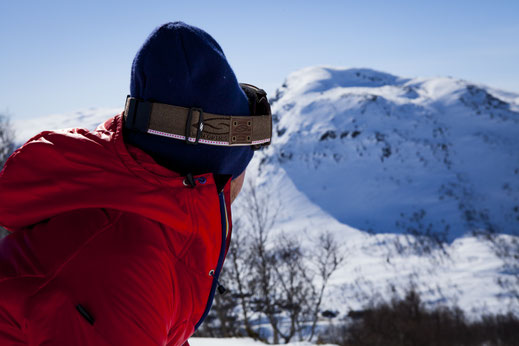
{"left": 183, "top": 173, "right": 196, "bottom": 187}
{"left": 217, "top": 282, "right": 227, "bottom": 295}
{"left": 209, "top": 269, "right": 227, "bottom": 295}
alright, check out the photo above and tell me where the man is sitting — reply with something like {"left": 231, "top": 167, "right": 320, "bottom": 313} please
{"left": 0, "top": 22, "right": 272, "bottom": 345}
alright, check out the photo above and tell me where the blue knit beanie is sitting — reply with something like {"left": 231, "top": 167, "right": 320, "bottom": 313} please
{"left": 125, "top": 22, "right": 253, "bottom": 179}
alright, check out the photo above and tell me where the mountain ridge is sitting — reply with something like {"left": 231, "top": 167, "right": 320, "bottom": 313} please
{"left": 263, "top": 66, "right": 519, "bottom": 239}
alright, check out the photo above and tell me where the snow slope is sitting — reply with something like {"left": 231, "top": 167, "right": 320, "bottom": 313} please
{"left": 240, "top": 154, "right": 516, "bottom": 317}
{"left": 264, "top": 66, "right": 519, "bottom": 238}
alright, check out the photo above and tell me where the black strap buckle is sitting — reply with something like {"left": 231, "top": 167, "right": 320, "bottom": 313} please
{"left": 124, "top": 96, "right": 152, "bottom": 132}
{"left": 185, "top": 107, "right": 204, "bottom": 145}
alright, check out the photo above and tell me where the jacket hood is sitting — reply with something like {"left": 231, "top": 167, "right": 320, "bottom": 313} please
{"left": 0, "top": 115, "right": 231, "bottom": 231}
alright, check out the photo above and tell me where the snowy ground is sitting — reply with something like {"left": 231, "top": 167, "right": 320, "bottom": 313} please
{"left": 237, "top": 157, "right": 518, "bottom": 318}
{"left": 189, "top": 337, "right": 336, "bottom": 346}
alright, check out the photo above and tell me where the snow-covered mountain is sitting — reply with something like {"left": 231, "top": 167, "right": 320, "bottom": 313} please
{"left": 11, "top": 67, "right": 519, "bottom": 318}
{"left": 13, "top": 107, "right": 121, "bottom": 144}
{"left": 241, "top": 67, "right": 519, "bottom": 317}
{"left": 263, "top": 66, "right": 519, "bottom": 239}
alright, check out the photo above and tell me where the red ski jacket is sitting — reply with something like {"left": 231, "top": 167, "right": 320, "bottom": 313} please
{"left": 0, "top": 114, "right": 233, "bottom": 345}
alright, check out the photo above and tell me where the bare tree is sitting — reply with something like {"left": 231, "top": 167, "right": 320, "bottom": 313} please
{"left": 243, "top": 182, "right": 281, "bottom": 343}
{"left": 305, "top": 231, "right": 345, "bottom": 341}
{"left": 488, "top": 234, "right": 519, "bottom": 304}
{"left": 218, "top": 182, "right": 345, "bottom": 344}
{"left": 393, "top": 209, "right": 450, "bottom": 258}
{"left": 269, "top": 234, "right": 309, "bottom": 343}
{"left": 0, "top": 113, "right": 15, "bottom": 169}
{"left": 226, "top": 218, "right": 261, "bottom": 340}
{"left": 0, "top": 113, "right": 15, "bottom": 239}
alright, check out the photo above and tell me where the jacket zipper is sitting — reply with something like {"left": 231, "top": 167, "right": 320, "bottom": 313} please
{"left": 194, "top": 192, "right": 228, "bottom": 330}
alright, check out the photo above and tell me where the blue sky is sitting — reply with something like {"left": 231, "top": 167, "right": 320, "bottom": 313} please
{"left": 1, "top": 0, "right": 518, "bottom": 119}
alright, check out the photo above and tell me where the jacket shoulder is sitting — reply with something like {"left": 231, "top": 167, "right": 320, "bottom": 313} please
{"left": 2, "top": 118, "right": 119, "bottom": 175}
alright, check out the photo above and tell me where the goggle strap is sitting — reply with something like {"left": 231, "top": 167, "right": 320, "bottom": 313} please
{"left": 123, "top": 96, "right": 272, "bottom": 147}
